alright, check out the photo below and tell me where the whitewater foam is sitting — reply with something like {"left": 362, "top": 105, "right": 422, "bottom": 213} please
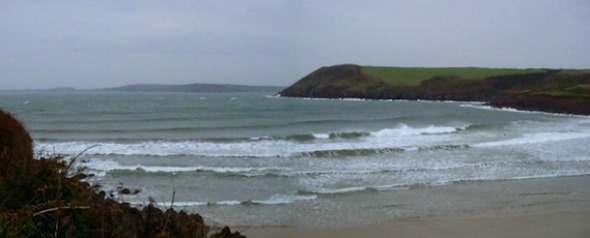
{"left": 77, "top": 159, "right": 286, "bottom": 177}
{"left": 34, "top": 124, "right": 467, "bottom": 158}
{"left": 250, "top": 194, "right": 318, "bottom": 205}
{"left": 312, "top": 133, "right": 330, "bottom": 139}
{"left": 476, "top": 130, "right": 590, "bottom": 147}
{"left": 371, "top": 124, "right": 462, "bottom": 137}
{"left": 140, "top": 194, "right": 317, "bottom": 207}
{"left": 460, "top": 104, "right": 589, "bottom": 118}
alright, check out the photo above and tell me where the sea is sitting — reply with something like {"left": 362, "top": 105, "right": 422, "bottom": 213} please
{"left": 1, "top": 91, "right": 590, "bottom": 228}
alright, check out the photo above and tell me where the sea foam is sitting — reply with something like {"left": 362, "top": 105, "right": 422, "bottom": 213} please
{"left": 134, "top": 194, "right": 317, "bottom": 207}
{"left": 78, "top": 159, "right": 285, "bottom": 176}
{"left": 476, "top": 130, "right": 590, "bottom": 147}
{"left": 35, "top": 124, "right": 466, "bottom": 158}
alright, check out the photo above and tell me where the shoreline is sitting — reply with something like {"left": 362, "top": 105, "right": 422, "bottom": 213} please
{"left": 243, "top": 210, "right": 590, "bottom": 238}
{"left": 277, "top": 95, "right": 590, "bottom": 117}
{"left": 241, "top": 175, "right": 590, "bottom": 237}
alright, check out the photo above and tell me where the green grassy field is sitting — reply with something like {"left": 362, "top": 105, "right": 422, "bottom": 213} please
{"left": 362, "top": 66, "right": 548, "bottom": 86}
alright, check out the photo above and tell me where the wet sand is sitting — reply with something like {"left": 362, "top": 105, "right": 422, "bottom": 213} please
{"left": 241, "top": 175, "right": 590, "bottom": 238}
{"left": 243, "top": 211, "right": 590, "bottom": 238}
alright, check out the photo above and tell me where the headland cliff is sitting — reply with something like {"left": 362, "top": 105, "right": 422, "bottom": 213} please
{"left": 279, "top": 64, "right": 590, "bottom": 115}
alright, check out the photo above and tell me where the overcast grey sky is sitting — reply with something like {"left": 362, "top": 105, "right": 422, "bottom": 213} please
{"left": 1, "top": 1, "right": 589, "bottom": 89}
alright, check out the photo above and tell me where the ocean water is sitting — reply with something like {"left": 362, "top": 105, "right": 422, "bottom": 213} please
{"left": 1, "top": 91, "right": 590, "bottom": 227}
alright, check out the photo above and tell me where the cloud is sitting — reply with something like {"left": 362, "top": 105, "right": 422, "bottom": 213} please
{"left": 0, "top": 0, "right": 588, "bottom": 89}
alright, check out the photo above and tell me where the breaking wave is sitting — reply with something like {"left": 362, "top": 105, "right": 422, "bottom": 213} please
{"left": 35, "top": 124, "right": 469, "bottom": 157}
{"left": 133, "top": 194, "right": 318, "bottom": 207}
{"left": 476, "top": 130, "right": 590, "bottom": 147}
{"left": 294, "top": 147, "right": 404, "bottom": 158}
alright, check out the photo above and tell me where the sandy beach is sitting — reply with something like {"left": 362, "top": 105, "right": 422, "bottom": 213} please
{"left": 243, "top": 211, "right": 590, "bottom": 238}
{"left": 242, "top": 175, "right": 590, "bottom": 238}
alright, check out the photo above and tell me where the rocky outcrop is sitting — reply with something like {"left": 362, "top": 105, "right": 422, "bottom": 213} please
{"left": 489, "top": 93, "right": 590, "bottom": 115}
{"left": 213, "top": 226, "right": 247, "bottom": 238}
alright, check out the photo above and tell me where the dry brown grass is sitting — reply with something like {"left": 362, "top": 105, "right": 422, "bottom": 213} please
{"left": 0, "top": 109, "right": 33, "bottom": 180}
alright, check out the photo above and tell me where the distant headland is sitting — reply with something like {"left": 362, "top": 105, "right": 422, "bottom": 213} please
{"left": 102, "top": 83, "right": 284, "bottom": 93}
{"left": 3, "top": 83, "right": 284, "bottom": 93}
{"left": 279, "top": 64, "right": 590, "bottom": 115}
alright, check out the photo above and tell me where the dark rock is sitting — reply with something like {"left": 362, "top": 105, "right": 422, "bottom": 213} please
{"left": 216, "top": 226, "right": 247, "bottom": 238}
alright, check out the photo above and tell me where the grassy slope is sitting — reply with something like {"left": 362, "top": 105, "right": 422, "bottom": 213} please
{"left": 505, "top": 69, "right": 590, "bottom": 98}
{"left": 362, "top": 66, "right": 549, "bottom": 86}
{"left": 362, "top": 66, "right": 590, "bottom": 100}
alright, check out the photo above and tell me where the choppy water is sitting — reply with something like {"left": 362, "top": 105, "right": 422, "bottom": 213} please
{"left": 2, "top": 91, "right": 590, "bottom": 227}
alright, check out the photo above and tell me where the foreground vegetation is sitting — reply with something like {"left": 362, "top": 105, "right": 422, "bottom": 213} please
{"left": 279, "top": 64, "right": 590, "bottom": 115}
{"left": 0, "top": 109, "right": 245, "bottom": 238}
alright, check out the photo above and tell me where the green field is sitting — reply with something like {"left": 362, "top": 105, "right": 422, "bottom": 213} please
{"left": 362, "top": 66, "right": 548, "bottom": 86}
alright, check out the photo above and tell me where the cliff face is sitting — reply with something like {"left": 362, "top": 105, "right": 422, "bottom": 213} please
{"left": 489, "top": 71, "right": 590, "bottom": 115}
{"left": 280, "top": 64, "right": 590, "bottom": 115}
